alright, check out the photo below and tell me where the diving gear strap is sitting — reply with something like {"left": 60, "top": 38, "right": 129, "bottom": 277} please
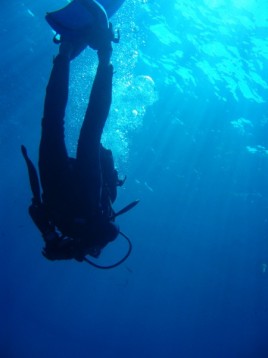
{"left": 21, "top": 145, "right": 41, "bottom": 206}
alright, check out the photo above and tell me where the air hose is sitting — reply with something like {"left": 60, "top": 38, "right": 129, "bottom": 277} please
{"left": 83, "top": 231, "right": 132, "bottom": 269}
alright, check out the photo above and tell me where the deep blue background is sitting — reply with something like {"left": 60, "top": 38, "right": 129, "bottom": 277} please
{"left": 1, "top": 1, "right": 268, "bottom": 357}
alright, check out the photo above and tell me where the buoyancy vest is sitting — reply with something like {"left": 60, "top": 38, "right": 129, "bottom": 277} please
{"left": 21, "top": 145, "right": 138, "bottom": 249}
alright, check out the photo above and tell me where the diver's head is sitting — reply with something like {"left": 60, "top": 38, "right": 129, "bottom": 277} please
{"left": 72, "top": 218, "right": 119, "bottom": 258}
{"left": 85, "top": 222, "right": 119, "bottom": 259}
{"left": 101, "top": 221, "right": 120, "bottom": 243}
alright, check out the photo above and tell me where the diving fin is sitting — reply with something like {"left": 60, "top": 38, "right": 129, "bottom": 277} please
{"left": 46, "top": 0, "right": 109, "bottom": 43}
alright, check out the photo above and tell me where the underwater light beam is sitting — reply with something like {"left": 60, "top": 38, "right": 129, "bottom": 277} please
{"left": 204, "top": 0, "right": 256, "bottom": 9}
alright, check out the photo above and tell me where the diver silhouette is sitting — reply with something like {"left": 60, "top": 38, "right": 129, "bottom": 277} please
{"left": 22, "top": 17, "right": 130, "bottom": 263}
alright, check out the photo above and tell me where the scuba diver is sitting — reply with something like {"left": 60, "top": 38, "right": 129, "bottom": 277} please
{"left": 22, "top": 0, "right": 137, "bottom": 267}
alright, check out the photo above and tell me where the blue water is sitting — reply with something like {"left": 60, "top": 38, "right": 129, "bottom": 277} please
{"left": 1, "top": 0, "right": 268, "bottom": 357}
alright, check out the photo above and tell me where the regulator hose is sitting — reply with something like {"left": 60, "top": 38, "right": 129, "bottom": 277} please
{"left": 83, "top": 231, "right": 132, "bottom": 269}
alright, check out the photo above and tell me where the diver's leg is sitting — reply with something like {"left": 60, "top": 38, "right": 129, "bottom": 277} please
{"left": 38, "top": 52, "right": 70, "bottom": 203}
{"left": 76, "top": 54, "right": 113, "bottom": 215}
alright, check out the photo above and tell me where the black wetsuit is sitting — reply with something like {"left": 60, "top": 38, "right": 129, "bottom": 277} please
{"left": 37, "top": 53, "right": 119, "bottom": 260}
